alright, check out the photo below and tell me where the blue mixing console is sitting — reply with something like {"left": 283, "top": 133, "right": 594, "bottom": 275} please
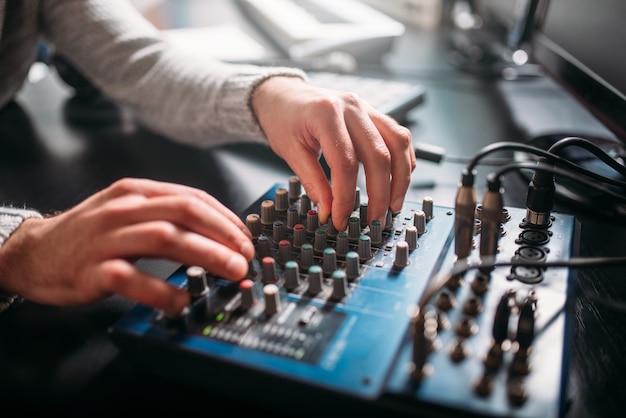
{"left": 110, "top": 176, "right": 579, "bottom": 417}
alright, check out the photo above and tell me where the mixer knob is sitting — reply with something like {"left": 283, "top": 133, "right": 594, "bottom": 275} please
{"left": 413, "top": 210, "right": 426, "bottom": 235}
{"left": 261, "top": 256, "right": 278, "bottom": 284}
{"left": 313, "top": 228, "right": 328, "bottom": 253}
{"left": 256, "top": 235, "right": 272, "bottom": 260}
{"left": 359, "top": 203, "right": 368, "bottom": 227}
{"left": 292, "top": 223, "right": 306, "bottom": 248}
{"left": 348, "top": 216, "right": 361, "bottom": 240}
{"left": 326, "top": 215, "right": 338, "bottom": 237}
{"left": 278, "top": 239, "right": 292, "bottom": 265}
{"left": 405, "top": 225, "right": 418, "bottom": 250}
{"left": 369, "top": 219, "right": 383, "bottom": 245}
{"left": 330, "top": 270, "right": 348, "bottom": 301}
{"left": 306, "top": 209, "right": 319, "bottom": 233}
{"left": 299, "top": 243, "right": 314, "bottom": 271}
{"left": 246, "top": 213, "right": 262, "bottom": 239}
{"left": 239, "top": 279, "right": 257, "bottom": 310}
{"left": 288, "top": 175, "right": 301, "bottom": 202}
{"left": 345, "top": 251, "right": 360, "bottom": 281}
{"left": 273, "top": 220, "right": 286, "bottom": 244}
{"left": 322, "top": 247, "right": 337, "bottom": 276}
{"left": 186, "top": 266, "right": 209, "bottom": 300}
{"left": 284, "top": 260, "right": 301, "bottom": 291}
{"left": 299, "top": 194, "right": 311, "bottom": 216}
{"left": 307, "top": 265, "right": 324, "bottom": 295}
{"left": 263, "top": 284, "right": 281, "bottom": 316}
{"left": 393, "top": 240, "right": 409, "bottom": 268}
{"left": 358, "top": 235, "right": 372, "bottom": 260}
{"left": 274, "top": 187, "right": 289, "bottom": 212}
{"left": 335, "top": 232, "right": 349, "bottom": 257}
{"left": 260, "top": 200, "right": 276, "bottom": 225}
{"left": 287, "top": 207, "right": 299, "bottom": 229}
{"left": 422, "top": 196, "right": 434, "bottom": 221}
{"left": 353, "top": 187, "right": 361, "bottom": 211}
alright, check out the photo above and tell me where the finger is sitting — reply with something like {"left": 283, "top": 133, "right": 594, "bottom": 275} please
{"left": 371, "top": 113, "right": 415, "bottom": 213}
{"left": 96, "top": 259, "right": 190, "bottom": 315}
{"left": 313, "top": 117, "right": 359, "bottom": 231}
{"left": 94, "top": 178, "right": 252, "bottom": 239}
{"left": 95, "top": 194, "right": 255, "bottom": 261}
{"left": 341, "top": 108, "right": 392, "bottom": 228}
{"left": 96, "top": 221, "right": 251, "bottom": 281}
{"left": 289, "top": 155, "right": 334, "bottom": 227}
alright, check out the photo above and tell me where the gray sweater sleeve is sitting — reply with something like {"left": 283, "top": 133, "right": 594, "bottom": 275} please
{"left": 0, "top": 207, "right": 43, "bottom": 313}
{"left": 39, "top": 0, "right": 308, "bottom": 147}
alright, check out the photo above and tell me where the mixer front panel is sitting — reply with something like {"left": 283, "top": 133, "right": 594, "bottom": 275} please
{"left": 110, "top": 179, "right": 577, "bottom": 417}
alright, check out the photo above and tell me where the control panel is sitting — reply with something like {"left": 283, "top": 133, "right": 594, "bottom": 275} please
{"left": 110, "top": 176, "right": 578, "bottom": 417}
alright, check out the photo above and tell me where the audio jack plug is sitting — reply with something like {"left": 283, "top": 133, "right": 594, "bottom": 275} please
{"left": 479, "top": 174, "right": 504, "bottom": 271}
{"left": 484, "top": 289, "right": 515, "bottom": 370}
{"left": 511, "top": 292, "right": 537, "bottom": 376}
{"left": 525, "top": 157, "right": 555, "bottom": 227}
{"left": 454, "top": 169, "right": 477, "bottom": 261}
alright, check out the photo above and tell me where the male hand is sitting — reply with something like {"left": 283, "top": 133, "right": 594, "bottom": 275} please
{"left": 252, "top": 76, "right": 415, "bottom": 231}
{"left": 0, "top": 178, "right": 254, "bottom": 315}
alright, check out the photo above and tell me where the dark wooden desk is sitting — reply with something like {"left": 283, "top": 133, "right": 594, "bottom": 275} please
{"left": 1, "top": 1, "right": 625, "bottom": 416}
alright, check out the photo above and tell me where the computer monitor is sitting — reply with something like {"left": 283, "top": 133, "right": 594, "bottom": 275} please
{"left": 531, "top": 0, "right": 626, "bottom": 142}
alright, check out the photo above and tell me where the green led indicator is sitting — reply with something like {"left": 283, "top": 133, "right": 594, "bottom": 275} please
{"left": 202, "top": 326, "right": 212, "bottom": 336}
{"left": 216, "top": 312, "right": 225, "bottom": 322}
{"left": 294, "top": 348, "right": 305, "bottom": 360}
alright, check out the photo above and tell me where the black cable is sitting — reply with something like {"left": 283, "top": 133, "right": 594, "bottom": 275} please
{"left": 489, "top": 161, "right": 626, "bottom": 204}
{"left": 415, "top": 140, "right": 626, "bottom": 188}
{"left": 443, "top": 154, "right": 514, "bottom": 166}
{"left": 512, "top": 134, "right": 626, "bottom": 218}
{"left": 546, "top": 136, "right": 626, "bottom": 177}
{"left": 414, "top": 142, "right": 515, "bottom": 166}
{"left": 464, "top": 141, "right": 617, "bottom": 181}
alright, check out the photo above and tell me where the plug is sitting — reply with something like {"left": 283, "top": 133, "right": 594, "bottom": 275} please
{"left": 480, "top": 174, "right": 504, "bottom": 268}
{"left": 414, "top": 142, "right": 445, "bottom": 164}
{"left": 454, "top": 169, "right": 477, "bottom": 260}
{"left": 525, "top": 157, "right": 555, "bottom": 227}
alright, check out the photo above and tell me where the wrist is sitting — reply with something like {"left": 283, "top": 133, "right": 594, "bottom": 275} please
{"left": 0, "top": 207, "right": 43, "bottom": 313}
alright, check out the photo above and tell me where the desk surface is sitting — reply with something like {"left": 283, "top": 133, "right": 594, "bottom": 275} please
{"left": 1, "top": 1, "right": 626, "bottom": 416}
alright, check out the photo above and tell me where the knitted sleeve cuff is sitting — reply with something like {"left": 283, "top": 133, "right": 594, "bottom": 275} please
{"left": 0, "top": 207, "right": 43, "bottom": 313}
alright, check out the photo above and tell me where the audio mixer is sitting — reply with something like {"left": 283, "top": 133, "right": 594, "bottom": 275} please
{"left": 109, "top": 176, "right": 579, "bottom": 417}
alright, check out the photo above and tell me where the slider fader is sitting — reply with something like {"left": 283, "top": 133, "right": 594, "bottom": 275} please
{"left": 110, "top": 176, "right": 578, "bottom": 417}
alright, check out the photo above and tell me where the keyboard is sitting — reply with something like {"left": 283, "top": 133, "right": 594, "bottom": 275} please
{"left": 306, "top": 71, "right": 426, "bottom": 122}
{"left": 236, "top": 0, "right": 405, "bottom": 62}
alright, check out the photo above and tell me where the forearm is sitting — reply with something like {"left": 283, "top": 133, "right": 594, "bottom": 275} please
{"left": 40, "top": 0, "right": 307, "bottom": 146}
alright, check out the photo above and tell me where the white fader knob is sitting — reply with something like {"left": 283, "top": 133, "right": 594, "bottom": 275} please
{"left": 263, "top": 283, "right": 281, "bottom": 316}
{"left": 394, "top": 240, "right": 410, "bottom": 268}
